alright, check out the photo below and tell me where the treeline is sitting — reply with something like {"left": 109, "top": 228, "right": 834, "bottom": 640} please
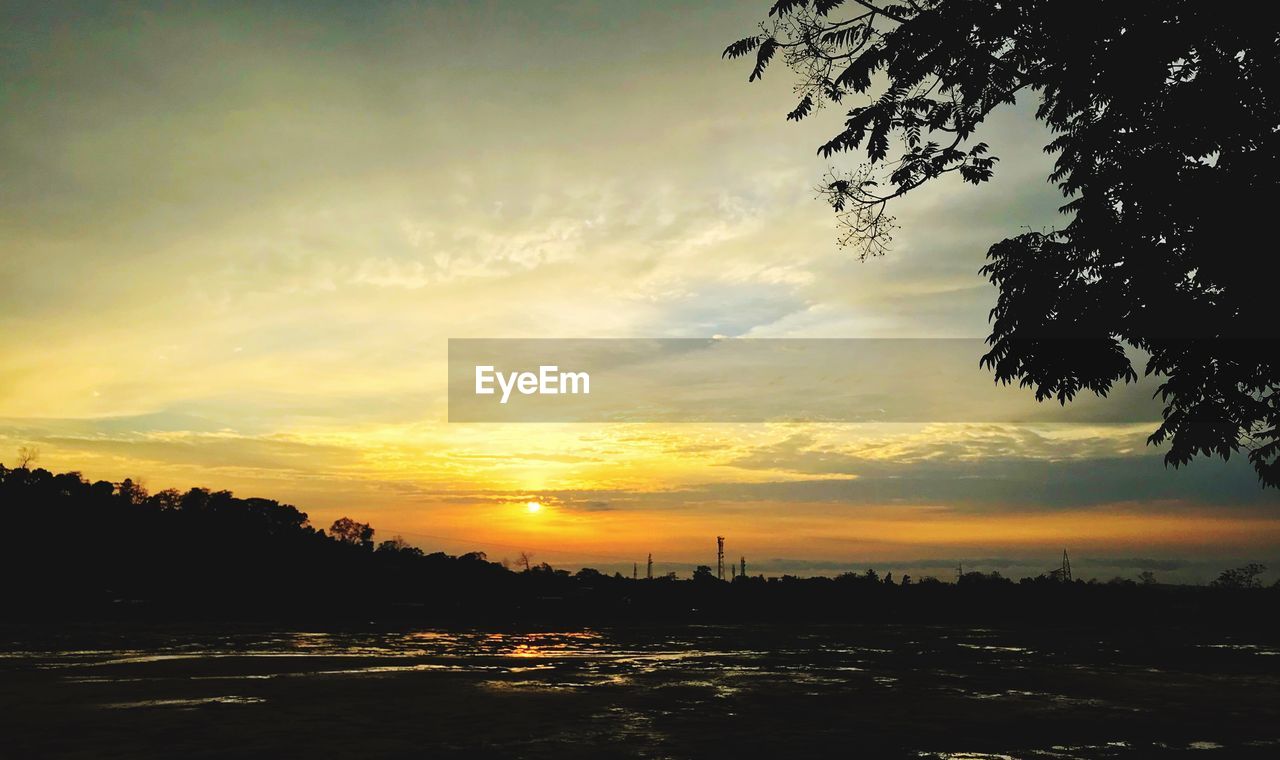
{"left": 2, "top": 465, "right": 1276, "bottom": 628}
{"left": 0, "top": 465, "right": 514, "bottom": 620}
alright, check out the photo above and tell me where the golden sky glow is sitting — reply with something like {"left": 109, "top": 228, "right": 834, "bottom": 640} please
{"left": 2, "top": 1, "right": 1276, "bottom": 583}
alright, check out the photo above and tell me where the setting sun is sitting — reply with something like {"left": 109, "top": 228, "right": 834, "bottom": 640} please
{"left": 526, "top": 501, "right": 543, "bottom": 514}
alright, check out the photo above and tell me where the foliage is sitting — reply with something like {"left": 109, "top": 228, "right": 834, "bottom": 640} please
{"left": 330, "top": 516, "right": 375, "bottom": 548}
{"left": 0, "top": 464, "right": 512, "bottom": 618}
{"left": 1211, "top": 563, "right": 1267, "bottom": 589}
{"left": 727, "top": 1, "right": 1279, "bottom": 486}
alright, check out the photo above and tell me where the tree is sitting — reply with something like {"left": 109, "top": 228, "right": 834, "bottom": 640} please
{"left": 329, "top": 517, "right": 374, "bottom": 549}
{"left": 692, "top": 564, "right": 716, "bottom": 581}
{"left": 148, "top": 488, "right": 183, "bottom": 511}
{"left": 376, "top": 536, "right": 422, "bottom": 555}
{"left": 180, "top": 488, "right": 212, "bottom": 512}
{"left": 1137, "top": 570, "right": 1158, "bottom": 586}
{"left": 516, "top": 551, "right": 535, "bottom": 572}
{"left": 575, "top": 567, "right": 605, "bottom": 582}
{"left": 726, "top": 1, "right": 1279, "bottom": 486}
{"left": 958, "top": 570, "right": 1011, "bottom": 587}
{"left": 1211, "top": 563, "right": 1266, "bottom": 589}
{"left": 117, "top": 478, "right": 147, "bottom": 506}
{"left": 16, "top": 446, "right": 38, "bottom": 469}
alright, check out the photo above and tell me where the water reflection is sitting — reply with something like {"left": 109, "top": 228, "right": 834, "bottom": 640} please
{"left": 104, "top": 696, "right": 266, "bottom": 709}
{"left": 3, "top": 625, "right": 1278, "bottom": 758}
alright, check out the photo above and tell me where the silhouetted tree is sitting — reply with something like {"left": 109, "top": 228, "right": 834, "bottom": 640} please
{"left": 329, "top": 517, "right": 374, "bottom": 549}
{"left": 959, "top": 570, "right": 1012, "bottom": 587}
{"left": 16, "top": 446, "right": 38, "bottom": 469}
{"left": 181, "top": 487, "right": 211, "bottom": 512}
{"left": 1211, "top": 563, "right": 1266, "bottom": 589}
{"left": 727, "top": 1, "right": 1279, "bottom": 486}
{"left": 376, "top": 536, "right": 422, "bottom": 555}
{"left": 1138, "top": 570, "right": 1159, "bottom": 586}
{"left": 117, "top": 478, "right": 147, "bottom": 506}
{"left": 149, "top": 488, "right": 182, "bottom": 511}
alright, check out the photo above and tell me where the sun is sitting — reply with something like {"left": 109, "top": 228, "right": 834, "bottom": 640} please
{"left": 525, "top": 501, "right": 543, "bottom": 514}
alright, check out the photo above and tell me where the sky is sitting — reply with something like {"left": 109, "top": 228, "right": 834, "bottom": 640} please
{"left": 2, "top": 0, "right": 1277, "bottom": 584}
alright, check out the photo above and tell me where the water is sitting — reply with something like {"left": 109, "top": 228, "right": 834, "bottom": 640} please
{"left": 2, "top": 624, "right": 1278, "bottom": 758}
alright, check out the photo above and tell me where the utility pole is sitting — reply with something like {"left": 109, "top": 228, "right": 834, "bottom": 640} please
{"left": 740, "top": 556, "right": 746, "bottom": 578}
{"left": 646, "top": 553, "right": 653, "bottom": 580}
{"left": 956, "top": 561, "right": 963, "bottom": 582}
{"left": 1062, "top": 549, "right": 1073, "bottom": 583}
{"left": 716, "top": 536, "right": 725, "bottom": 581}
{"left": 632, "top": 562, "right": 637, "bottom": 580}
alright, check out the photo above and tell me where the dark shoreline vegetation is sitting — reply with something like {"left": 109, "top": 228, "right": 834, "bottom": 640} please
{"left": 2, "top": 464, "right": 1275, "bottom": 629}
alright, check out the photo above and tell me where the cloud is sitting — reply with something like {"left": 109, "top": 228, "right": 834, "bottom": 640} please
{"left": 718, "top": 426, "right": 1277, "bottom": 509}
{"left": 2, "top": 2, "right": 1276, "bottom": 572}
{"left": 573, "top": 500, "right": 614, "bottom": 512}
{"left": 1080, "top": 557, "right": 1196, "bottom": 571}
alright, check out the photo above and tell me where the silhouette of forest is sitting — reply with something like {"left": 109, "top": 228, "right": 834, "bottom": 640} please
{"left": 2, "top": 464, "right": 1275, "bottom": 629}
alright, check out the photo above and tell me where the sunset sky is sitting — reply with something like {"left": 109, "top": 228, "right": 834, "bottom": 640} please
{"left": 3, "top": 0, "right": 1277, "bottom": 583}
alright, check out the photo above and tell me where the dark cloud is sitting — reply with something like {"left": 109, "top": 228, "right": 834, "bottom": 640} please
{"left": 1080, "top": 558, "right": 1194, "bottom": 571}
{"left": 410, "top": 450, "right": 1278, "bottom": 513}
{"left": 719, "top": 430, "right": 1279, "bottom": 510}
{"left": 704, "top": 556, "right": 1275, "bottom": 584}
{"left": 577, "top": 500, "right": 613, "bottom": 511}
{"left": 756, "top": 557, "right": 1048, "bottom": 572}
